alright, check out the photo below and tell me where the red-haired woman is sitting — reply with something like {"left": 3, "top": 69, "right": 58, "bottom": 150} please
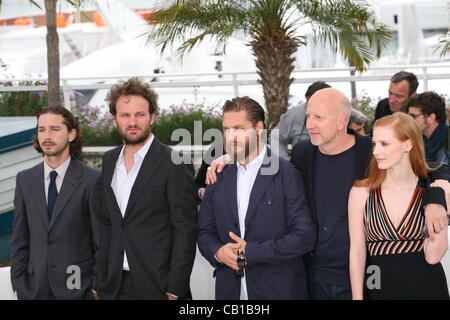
{"left": 349, "top": 112, "right": 449, "bottom": 300}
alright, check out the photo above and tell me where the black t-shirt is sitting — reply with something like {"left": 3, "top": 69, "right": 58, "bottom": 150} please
{"left": 312, "top": 145, "right": 356, "bottom": 285}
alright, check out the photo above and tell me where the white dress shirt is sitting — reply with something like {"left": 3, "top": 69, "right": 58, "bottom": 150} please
{"left": 111, "top": 135, "right": 154, "bottom": 271}
{"left": 44, "top": 156, "right": 71, "bottom": 204}
{"left": 236, "top": 145, "right": 266, "bottom": 300}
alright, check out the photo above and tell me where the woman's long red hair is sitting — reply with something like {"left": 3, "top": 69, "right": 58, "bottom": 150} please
{"left": 355, "top": 112, "right": 432, "bottom": 190}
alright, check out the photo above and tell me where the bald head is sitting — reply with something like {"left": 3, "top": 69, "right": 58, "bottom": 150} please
{"left": 306, "top": 88, "right": 353, "bottom": 151}
{"left": 308, "top": 88, "right": 351, "bottom": 122}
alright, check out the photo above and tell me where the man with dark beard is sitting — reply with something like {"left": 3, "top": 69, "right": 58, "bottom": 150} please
{"left": 197, "top": 97, "right": 316, "bottom": 300}
{"left": 96, "top": 77, "right": 197, "bottom": 300}
{"left": 11, "top": 106, "right": 100, "bottom": 299}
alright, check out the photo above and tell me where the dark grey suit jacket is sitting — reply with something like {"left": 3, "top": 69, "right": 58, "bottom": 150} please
{"left": 10, "top": 158, "right": 101, "bottom": 300}
{"left": 96, "top": 137, "right": 197, "bottom": 300}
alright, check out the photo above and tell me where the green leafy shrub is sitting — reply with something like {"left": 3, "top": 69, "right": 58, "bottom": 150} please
{"left": 153, "top": 101, "right": 223, "bottom": 145}
{"left": 0, "top": 78, "right": 49, "bottom": 116}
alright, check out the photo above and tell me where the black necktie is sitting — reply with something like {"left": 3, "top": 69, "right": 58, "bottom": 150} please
{"left": 47, "top": 170, "right": 58, "bottom": 220}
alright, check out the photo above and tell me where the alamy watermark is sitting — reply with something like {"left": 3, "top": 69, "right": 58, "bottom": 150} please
{"left": 66, "top": 265, "right": 81, "bottom": 290}
{"left": 169, "top": 121, "right": 280, "bottom": 175}
{"left": 366, "top": 264, "right": 381, "bottom": 290}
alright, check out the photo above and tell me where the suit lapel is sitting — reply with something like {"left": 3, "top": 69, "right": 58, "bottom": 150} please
{"left": 123, "top": 138, "right": 163, "bottom": 220}
{"left": 30, "top": 162, "right": 49, "bottom": 229}
{"left": 222, "top": 164, "right": 240, "bottom": 231}
{"left": 244, "top": 151, "right": 275, "bottom": 228}
{"left": 105, "top": 146, "right": 125, "bottom": 222}
{"left": 305, "top": 145, "right": 318, "bottom": 224}
{"left": 49, "top": 159, "right": 82, "bottom": 230}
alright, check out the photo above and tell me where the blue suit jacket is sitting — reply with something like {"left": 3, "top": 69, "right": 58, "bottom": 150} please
{"left": 197, "top": 149, "right": 316, "bottom": 300}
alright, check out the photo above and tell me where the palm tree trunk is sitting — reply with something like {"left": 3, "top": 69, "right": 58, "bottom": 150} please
{"left": 348, "top": 59, "right": 356, "bottom": 99}
{"left": 44, "top": 0, "right": 61, "bottom": 107}
{"left": 250, "top": 32, "right": 301, "bottom": 128}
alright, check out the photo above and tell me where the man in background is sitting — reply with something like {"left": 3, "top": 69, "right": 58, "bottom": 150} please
{"left": 407, "top": 91, "right": 449, "bottom": 165}
{"left": 373, "top": 71, "right": 418, "bottom": 122}
{"left": 348, "top": 108, "right": 369, "bottom": 136}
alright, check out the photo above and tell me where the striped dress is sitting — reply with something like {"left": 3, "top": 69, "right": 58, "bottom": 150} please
{"left": 364, "top": 186, "right": 425, "bottom": 256}
{"left": 363, "top": 186, "right": 449, "bottom": 300}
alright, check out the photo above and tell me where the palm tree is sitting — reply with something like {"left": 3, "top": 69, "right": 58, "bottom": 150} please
{"left": 0, "top": 0, "right": 84, "bottom": 108}
{"left": 147, "top": 0, "right": 391, "bottom": 126}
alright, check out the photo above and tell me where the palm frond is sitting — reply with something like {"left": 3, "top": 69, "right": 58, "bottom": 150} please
{"left": 299, "top": 0, "right": 390, "bottom": 70}
{"left": 148, "top": 0, "right": 249, "bottom": 57}
{"left": 434, "top": 29, "right": 450, "bottom": 58}
{"left": 29, "top": 0, "right": 43, "bottom": 10}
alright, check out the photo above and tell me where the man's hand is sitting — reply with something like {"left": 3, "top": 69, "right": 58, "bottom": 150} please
{"left": 425, "top": 204, "right": 448, "bottom": 241}
{"left": 426, "top": 179, "right": 450, "bottom": 240}
{"left": 216, "top": 243, "right": 241, "bottom": 270}
{"left": 216, "top": 232, "right": 248, "bottom": 270}
{"left": 92, "top": 290, "right": 101, "bottom": 300}
{"left": 166, "top": 292, "right": 178, "bottom": 300}
{"left": 205, "top": 154, "right": 231, "bottom": 185}
{"left": 198, "top": 187, "right": 206, "bottom": 200}
{"left": 229, "top": 232, "right": 247, "bottom": 254}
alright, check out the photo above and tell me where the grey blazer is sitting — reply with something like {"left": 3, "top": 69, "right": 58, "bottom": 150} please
{"left": 10, "top": 158, "right": 101, "bottom": 300}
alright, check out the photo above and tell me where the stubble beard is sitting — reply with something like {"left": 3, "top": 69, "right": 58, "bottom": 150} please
{"left": 120, "top": 126, "right": 151, "bottom": 146}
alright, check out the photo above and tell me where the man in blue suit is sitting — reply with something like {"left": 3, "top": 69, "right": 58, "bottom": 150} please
{"left": 197, "top": 97, "right": 316, "bottom": 300}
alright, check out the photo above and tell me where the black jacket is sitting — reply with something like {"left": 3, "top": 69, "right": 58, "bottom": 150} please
{"left": 96, "top": 138, "right": 197, "bottom": 300}
{"left": 373, "top": 98, "right": 393, "bottom": 123}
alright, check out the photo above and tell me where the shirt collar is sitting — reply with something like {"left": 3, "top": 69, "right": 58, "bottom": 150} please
{"left": 117, "top": 134, "right": 155, "bottom": 166}
{"left": 44, "top": 156, "right": 71, "bottom": 180}
{"left": 426, "top": 121, "right": 447, "bottom": 141}
{"left": 236, "top": 144, "right": 266, "bottom": 172}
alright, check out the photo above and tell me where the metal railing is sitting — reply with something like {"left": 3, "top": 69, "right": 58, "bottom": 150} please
{"left": 1, "top": 64, "right": 450, "bottom": 110}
